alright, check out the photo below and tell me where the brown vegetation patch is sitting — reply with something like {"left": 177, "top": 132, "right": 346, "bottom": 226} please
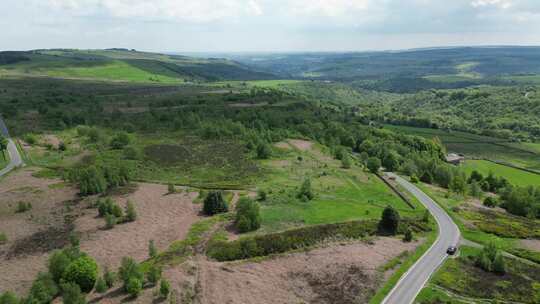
{"left": 273, "top": 141, "right": 292, "bottom": 150}
{"left": 519, "top": 239, "right": 540, "bottom": 252}
{"left": 288, "top": 139, "right": 313, "bottom": 151}
{"left": 196, "top": 237, "right": 420, "bottom": 304}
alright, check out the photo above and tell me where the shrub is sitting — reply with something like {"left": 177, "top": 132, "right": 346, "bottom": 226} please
{"left": 492, "top": 252, "right": 506, "bottom": 274}
{"left": 235, "top": 198, "right": 261, "bottom": 233}
{"left": 126, "top": 278, "right": 142, "bottom": 298}
{"left": 167, "top": 183, "right": 176, "bottom": 194}
{"left": 62, "top": 255, "right": 98, "bottom": 293}
{"left": 123, "top": 146, "right": 141, "bottom": 160}
{"left": 94, "top": 277, "right": 107, "bottom": 293}
{"left": 160, "top": 279, "right": 171, "bottom": 299}
{"left": 410, "top": 174, "right": 419, "bottom": 183}
{"left": 379, "top": 206, "right": 400, "bottom": 235}
{"left": 475, "top": 242, "right": 505, "bottom": 274}
{"left": 469, "top": 181, "right": 482, "bottom": 198}
{"left": 420, "top": 171, "right": 433, "bottom": 184}
{"left": 483, "top": 196, "right": 498, "bottom": 208}
{"left": 58, "top": 141, "right": 67, "bottom": 151}
{"left": 105, "top": 214, "right": 117, "bottom": 229}
{"left": 366, "top": 157, "right": 381, "bottom": 173}
{"left": 26, "top": 272, "right": 59, "bottom": 304}
{"left": 203, "top": 191, "right": 228, "bottom": 215}
{"left": 110, "top": 132, "right": 130, "bottom": 149}
{"left": 48, "top": 250, "right": 73, "bottom": 283}
{"left": 77, "top": 166, "right": 107, "bottom": 196}
{"left": 256, "top": 142, "right": 271, "bottom": 159}
{"left": 15, "top": 201, "right": 32, "bottom": 213}
{"left": 146, "top": 265, "right": 162, "bottom": 286}
{"left": 257, "top": 189, "right": 267, "bottom": 201}
{"left": 149, "top": 240, "right": 157, "bottom": 258}
{"left": 103, "top": 268, "right": 116, "bottom": 288}
{"left": 24, "top": 133, "right": 37, "bottom": 145}
{"left": 125, "top": 200, "right": 137, "bottom": 222}
{"left": 341, "top": 153, "right": 352, "bottom": 169}
{"left": 61, "top": 282, "right": 86, "bottom": 304}
{"left": 111, "top": 204, "right": 123, "bottom": 218}
{"left": 97, "top": 198, "right": 114, "bottom": 217}
{"left": 118, "top": 257, "right": 143, "bottom": 288}
{"left": 0, "top": 232, "right": 7, "bottom": 245}
{"left": 0, "top": 292, "right": 20, "bottom": 304}
{"left": 403, "top": 227, "right": 413, "bottom": 242}
{"left": 297, "top": 178, "right": 314, "bottom": 201}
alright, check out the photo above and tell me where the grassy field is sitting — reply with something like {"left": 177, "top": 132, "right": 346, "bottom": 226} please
{"left": 385, "top": 125, "right": 540, "bottom": 172}
{"left": 462, "top": 159, "right": 540, "bottom": 187}
{"left": 416, "top": 246, "right": 540, "bottom": 304}
{"left": 255, "top": 141, "right": 425, "bottom": 233}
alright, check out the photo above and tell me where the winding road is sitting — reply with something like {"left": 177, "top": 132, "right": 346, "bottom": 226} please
{"left": 0, "top": 116, "right": 23, "bottom": 177}
{"left": 381, "top": 172, "right": 460, "bottom": 304}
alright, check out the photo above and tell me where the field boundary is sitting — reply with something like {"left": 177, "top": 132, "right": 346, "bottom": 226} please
{"left": 482, "top": 158, "right": 540, "bottom": 176}
{"left": 376, "top": 172, "right": 416, "bottom": 209}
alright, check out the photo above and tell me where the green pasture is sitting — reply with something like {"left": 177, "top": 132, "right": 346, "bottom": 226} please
{"left": 462, "top": 159, "right": 540, "bottom": 187}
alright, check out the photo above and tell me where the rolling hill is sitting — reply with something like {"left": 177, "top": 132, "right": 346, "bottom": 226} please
{"left": 0, "top": 49, "right": 275, "bottom": 83}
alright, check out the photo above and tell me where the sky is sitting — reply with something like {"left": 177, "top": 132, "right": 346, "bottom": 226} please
{"left": 1, "top": 0, "right": 540, "bottom": 52}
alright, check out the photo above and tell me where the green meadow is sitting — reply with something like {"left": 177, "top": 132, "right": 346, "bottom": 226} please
{"left": 462, "top": 159, "right": 540, "bottom": 187}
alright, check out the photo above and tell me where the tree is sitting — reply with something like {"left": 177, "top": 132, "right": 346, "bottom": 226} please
{"left": 410, "top": 174, "right": 419, "bottom": 183}
{"left": 235, "top": 198, "right": 261, "bottom": 233}
{"left": 483, "top": 196, "right": 498, "bottom": 208}
{"left": 62, "top": 255, "right": 98, "bottom": 293}
{"left": 103, "top": 268, "right": 116, "bottom": 288}
{"left": 118, "top": 257, "right": 143, "bottom": 288}
{"left": 468, "top": 170, "right": 484, "bottom": 183}
{"left": 433, "top": 165, "right": 452, "bottom": 188}
{"left": 492, "top": 252, "right": 506, "bottom": 274}
{"left": 48, "top": 250, "right": 73, "bottom": 283}
{"left": 256, "top": 142, "right": 271, "bottom": 159}
{"left": 148, "top": 240, "right": 157, "bottom": 258}
{"left": 146, "top": 265, "right": 162, "bottom": 286}
{"left": 450, "top": 173, "right": 467, "bottom": 195}
{"left": 420, "top": 171, "right": 433, "bottom": 184}
{"left": 403, "top": 227, "right": 413, "bottom": 242}
{"left": 203, "top": 191, "right": 228, "bottom": 215}
{"left": 61, "top": 282, "right": 86, "bottom": 304}
{"left": 382, "top": 151, "right": 400, "bottom": 171}
{"left": 26, "top": 272, "right": 59, "bottom": 304}
{"left": 379, "top": 206, "right": 400, "bottom": 235}
{"left": 94, "top": 277, "right": 107, "bottom": 293}
{"left": 77, "top": 166, "right": 107, "bottom": 196}
{"left": 125, "top": 200, "right": 137, "bottom": 222}
{"left": 297, "top": 178, "right": 314, "bottom": 201}
{"left": 110, "top": 132, "right": 130, "bottom": 149}
{"left": 341, "top": 153, "right": 352, "bottom": 169}
{"left": 160, "top": 279, "right": 171, "bottom": 299}
{"left": 469, "top": 181, "right": 482, "bottom": 198}
{"left": 366, "top": 157, "right": 381, "bottom": 173}
{"left": 126, "top": 277, "right": 142, "bottom": 298}
{"left": 0, "top": 136, "right": 8, "bottom": 161}
{"left": 0, "top": 291, "right": 20, "bottom": 304}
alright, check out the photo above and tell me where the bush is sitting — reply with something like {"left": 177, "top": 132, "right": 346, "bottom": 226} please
{"left": 257, "top": 189, "right": 267, "bottom": 201}
{"left": 160, "top": 279, "right": 171, "bottom": 299}
{"left": 379, "top": 206, "right": 400, "bottom": 235}
{"left": 149, "top": 240, "right": 157, "bottom": 258}
{"left": 492, "top": 252, "right": 506, "bottom": 274}
{"left": 125, "top": 200, "right": 137, "bottom": 222}
{"left": 118, "top": 257, "right": 143, "bottom": 288}
{"left": 126, "top": 277, "right": 142, "bottom": 298}
{"left": 94, "top": 277, "right": 107, "bottom": 293}
{"left": 341, "top": 153, "right": 352, "bottom": 169}
{"left": 0, "top": 232, "right": 7, "bottom": 245}
{"left": 366, "top": 157, "right": 381, "bottom": 173}
{"left": 420, "top": 171, "right": 433, "bottom": 184}
{"left": 203, "top": 191, "right": 228, "bottom": 215}
{"left": 483, "top": 196, "right": 498, "bottom": 208}
{"left": 410, "top": 174, "right": 419, "bottom": 183}
{"left": 475, "top": 242, "right": 505, "bottom": 274}
{"left": 0, "top": 292, "right": 20, "bottom": 304}
{"left": 146, "top": 265, "right": 162, "bottom": 286}
{"left": 105, "top": 214, "right": 117, "bottom": 229}
{"left": 15, "top": 201, "right": 32, "bottom": 213}
{"left": 403, "top": 227, "right": 413, "bottom": 242}
{"left": 26, "top": 272, "right": 59, "bottom": 304}
{"left": 123, "top": 146, "right": 141, "bottom": 160}
{"left": 61, "top": 282, "right": 86, "bottom": 304}
{"left": 111, "top": 204, "right": 123, "bottom": 218}
{"left": 76, "top": 166, "right": 107, "bottom": 196}
{"left": 62, "top": 255, "right": 98, "bottom": 293}
{"left": 235, "top": 198, "right": 261, "bottom": 233}
{"left": 110, "top": 132, "right": 130, "bottom": 149}
{"left": 297, "top": 178, "right": 314, "bottom": 201}
{"left": 58, "top": 141, "right": 67, "bottom": 151}
{"left": 167, "top": 183, "right": 176, "bottom": 194}
{"left": 256, "top": 142, "right": 271, "bottom": 159}
{"left": 48, "top": 250, "right": 73, "bottom": 283}
{"left": 103, "top": 268, "right": 116, "bottom": 288}
{"left": 97, "top": 198, "right": 115, "bottom": 217}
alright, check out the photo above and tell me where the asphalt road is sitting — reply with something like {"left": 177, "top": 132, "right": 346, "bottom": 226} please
{"left": 0, "top": 139, "right": 23, "bottom": 177}
{"left": 381, "top": 172, "right": 460, "bottom": 304}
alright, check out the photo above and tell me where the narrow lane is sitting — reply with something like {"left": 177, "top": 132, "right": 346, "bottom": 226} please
{"left": 381, "top": 172, "right": 460, "bottom": 304}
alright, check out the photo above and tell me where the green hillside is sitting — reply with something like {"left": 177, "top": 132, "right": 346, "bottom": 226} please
{"left": 0, "top": 49, "right": 275, "bottom": 83}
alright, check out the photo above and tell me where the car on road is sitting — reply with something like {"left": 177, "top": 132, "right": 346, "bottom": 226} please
{"left": 446, "top": 246, "right": 458, "bottom": 255}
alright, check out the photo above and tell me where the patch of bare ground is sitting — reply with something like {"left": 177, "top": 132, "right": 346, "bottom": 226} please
{"left": 273, "top": 141, "right": 292, "bottom": 150}
{"left": 195, "top": 237, "right": 420, "bottom": 304}
{"left": 288, "top": 139, "right": 313, "bottom": 151}
{"left": 42, "top": 134, "right": 61, "bottom": 149}
{"left": 0, "top": 168, "right": 79, "bottom": 295}
{"left": 228, "top": 102, "right": 268, "bottom": 107}
{"left": 77, "top": 183, "right": 201, "bottom": 272}
{"left": 519, "top": 239, "right": 540, "bottom": 252}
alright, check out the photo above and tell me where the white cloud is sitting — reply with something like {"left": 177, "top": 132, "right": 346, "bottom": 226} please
{"left": 471, "top": 0, "right": 514, "bottom": 9}
{"left": 43, "top": 0, "right": 265, "bottom": 22}
{"left": 287, "top": 0, "right": 371, "bottom": 17}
